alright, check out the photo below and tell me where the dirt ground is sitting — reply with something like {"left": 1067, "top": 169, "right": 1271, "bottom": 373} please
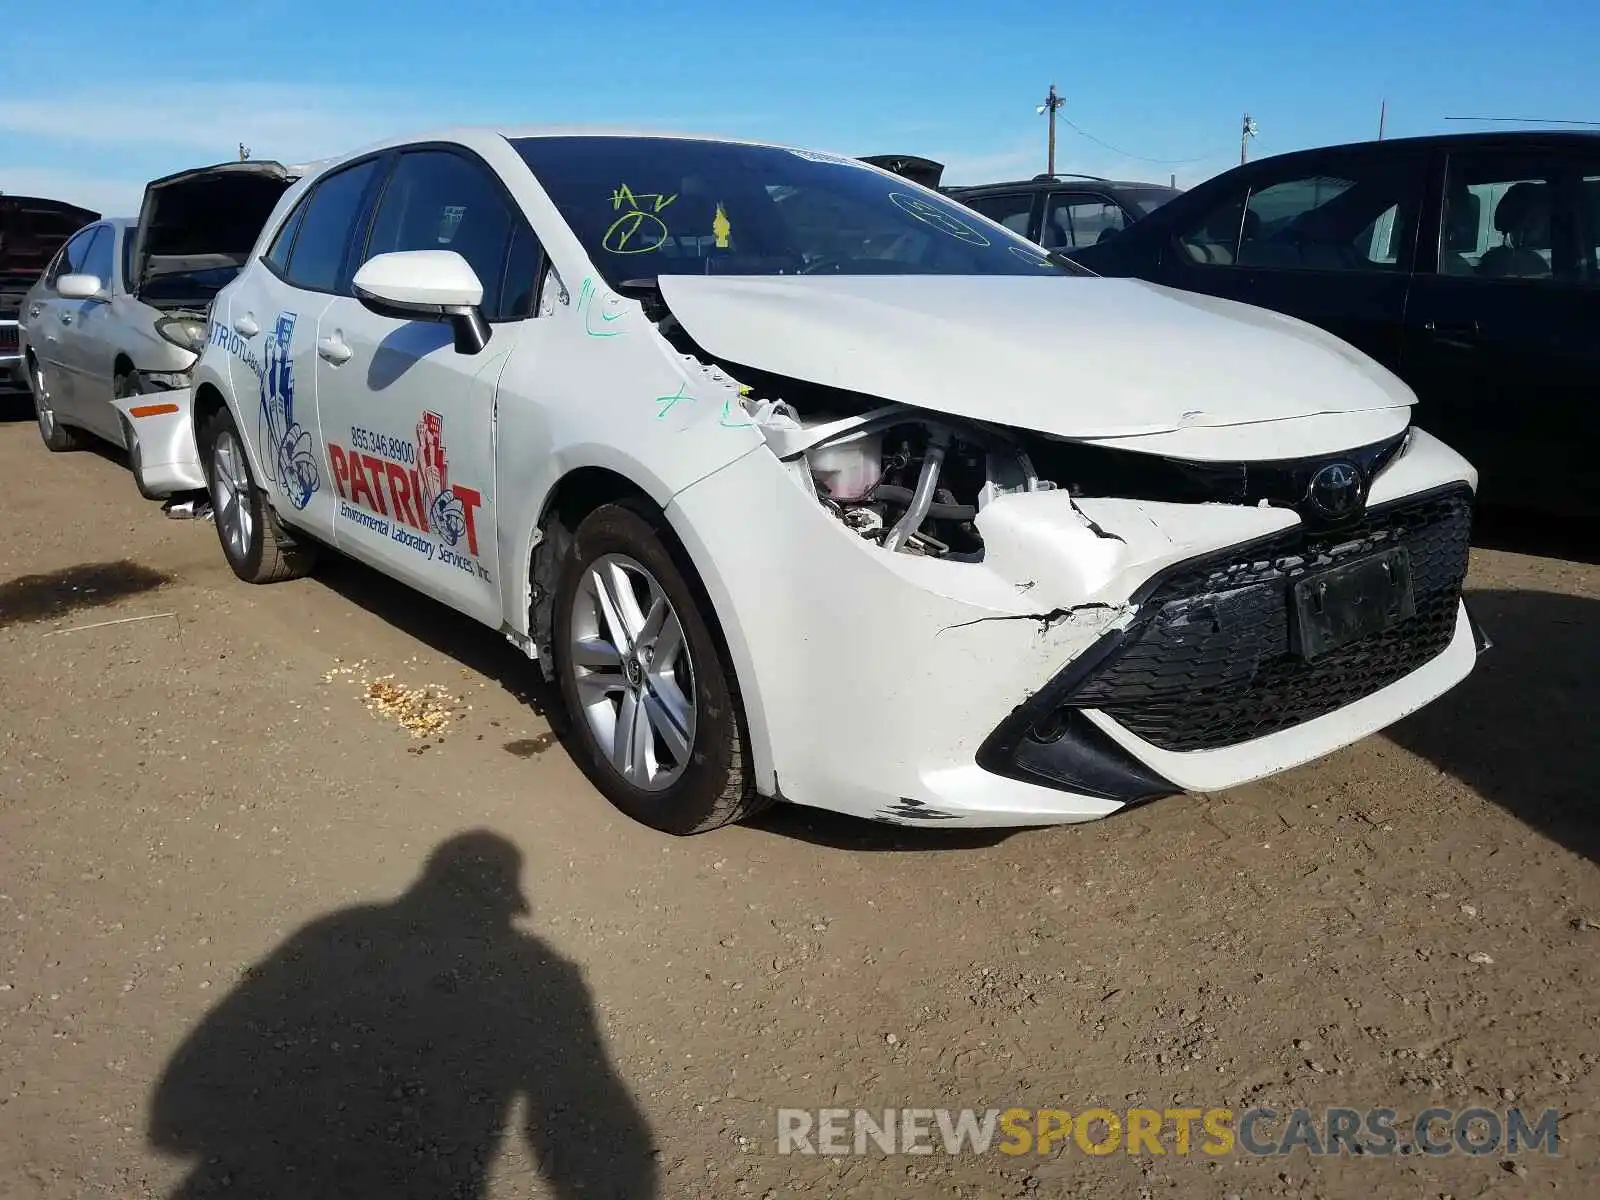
{"left": 0, "top": 408, "right": 1595, "bottom": 1200}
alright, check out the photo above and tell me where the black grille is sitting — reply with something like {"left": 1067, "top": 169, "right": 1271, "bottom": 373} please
{"left": 0, "top": 323, "right": 17, "bottom": 354}
{"left": 1064, "top": 484, "right": 1473, "bottom": 752}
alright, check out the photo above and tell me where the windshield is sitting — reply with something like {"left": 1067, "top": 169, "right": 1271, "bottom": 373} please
{"left": 510, "top": 136, "right": 1082, "bottom": 286}
{"left": 1123, "top": 186, "right": 1182, "bottom": 215}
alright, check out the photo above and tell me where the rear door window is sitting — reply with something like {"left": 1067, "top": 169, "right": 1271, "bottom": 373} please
{"left": 1436, "top": 150, "right": 1593, "bottom": 283}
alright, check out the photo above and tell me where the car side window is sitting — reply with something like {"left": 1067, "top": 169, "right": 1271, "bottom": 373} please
{"left": 1176, "top": 159, "right": 1418, "bottom": 273}
{"left": 48, "top": 226, "right": 99, "bottom": 285}
{"left": 283, "top": 159, "right": 384, "bottom": 294}
{"left": 264, "top": 198, "right": 309, "bottom": 274}
{"left": 362, "top": 149, "right": 529, "bottom": 320}
{"left": 79, "top": 226, "right": 115, "bottom": 288}
{"left": 1042, "top": 193, "right": 1127, "bottom": 250}
{"left": 961, "top": 192, "right": 1034, "bottom": 237}
{"left": 499, "top": 221, "right": 545, "bottom": 320}
{"left": 1437, "top": 151, "right": 1584, "bottom": 284}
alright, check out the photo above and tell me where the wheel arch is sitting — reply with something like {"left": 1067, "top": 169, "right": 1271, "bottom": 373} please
{"left": 514, "top": 460, "right": 779, "bottom": 797}
{"left": 191, "top": 377, "right": 269, "bottom": 485}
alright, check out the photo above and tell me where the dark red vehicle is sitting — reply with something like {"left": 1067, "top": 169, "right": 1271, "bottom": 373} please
{"left": 2, "top": 194, "right": 100, "bottom": 390}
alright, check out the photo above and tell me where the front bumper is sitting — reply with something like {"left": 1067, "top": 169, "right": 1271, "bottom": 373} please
{"left": 0, "top": 319, "right": 23, "bottom": 391}
{"left": 670, "top": 433, "right": 1481, "bottom": 829}
{"left": 111, "top": 385, "right": 206, "bottom": 496}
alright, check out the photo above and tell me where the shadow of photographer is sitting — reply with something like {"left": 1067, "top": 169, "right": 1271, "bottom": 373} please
{"left": 148, "top": 831, "right": 658, "bottom": 1198}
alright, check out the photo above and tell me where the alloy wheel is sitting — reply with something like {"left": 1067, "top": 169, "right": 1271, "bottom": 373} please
{"left": 32, "top": 363, "right": 56, "bottom": 441}
{"left": 567, "top": 553, "right": 698, "bottom": 791}
{"left": 211, "top": 430, "right": 256, "bottom": 562}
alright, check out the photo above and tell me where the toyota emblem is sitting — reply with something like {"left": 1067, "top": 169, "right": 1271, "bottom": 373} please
{"left": 1307, "top": 461, "right": 1364, "bottom": 519}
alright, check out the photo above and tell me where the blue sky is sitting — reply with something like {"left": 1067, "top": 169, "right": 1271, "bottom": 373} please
{"left": 4, "top": 0, "right": 1597, "bottom": 215}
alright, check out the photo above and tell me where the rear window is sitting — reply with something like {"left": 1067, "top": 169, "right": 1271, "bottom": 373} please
{"left": 511, "top": 136, "right": 1082, "bottom": 287}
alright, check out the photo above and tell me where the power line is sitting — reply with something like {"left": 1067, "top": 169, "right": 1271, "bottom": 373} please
{"left": 1058, "top": 116, "right": 1222, "bottom": 165}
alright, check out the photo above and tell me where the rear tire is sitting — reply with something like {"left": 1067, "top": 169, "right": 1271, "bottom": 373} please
{"left": 552, "top": 502, "right": 768, "bottom": 834}
{"left": 200, "top": 404, "right": 315, "bottom": 584}
{"left": 30, "top": 357, "right": 80, "bottom": 452}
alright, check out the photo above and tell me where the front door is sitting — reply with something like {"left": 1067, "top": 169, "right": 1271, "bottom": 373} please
{"left": 313, "top": 146, "right": 537, "bottom": 625}
{"left": 1402, "top": 146, "right": 1600, "bottom": 518}
{"left": 31, "top": 223, "right": 102, "bottom": 417}
{"left": 1153, "top": 148, "right": 1426, "bottom": 375}
{"left": 59, "top": 223, "right": 122, "bottom": 437}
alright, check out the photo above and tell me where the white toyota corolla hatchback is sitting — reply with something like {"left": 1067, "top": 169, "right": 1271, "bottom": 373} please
{"left": 190, "top": 126, "right": 1487, "bottom": 834}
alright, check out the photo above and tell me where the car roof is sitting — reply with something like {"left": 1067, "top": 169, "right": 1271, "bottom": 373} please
{"left": 315, "top": 125, "right": 872, "bottom": 172}
{"left": 1223, "top": 129, "right": 1600, "bottom": 170}
{"left": 951, "top": 177, "right": 1179, "bottom": 195}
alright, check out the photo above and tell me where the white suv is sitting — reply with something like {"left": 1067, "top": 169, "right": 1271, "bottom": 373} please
{"left": 190, "top": 125, "right": 1487, "bottom": 834}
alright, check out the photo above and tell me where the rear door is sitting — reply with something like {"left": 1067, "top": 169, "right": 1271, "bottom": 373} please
{"left": 1401, "top": 144, "right": 1600, "bottom": 518}
{"left": 1149, "top": 147, "right": 1425, "bottom": 374}
{"left": 316, "top": 144, "right": 538, "bottom": 624}
{"left": 221, "top": 158, "right": 388, "bottom": 540}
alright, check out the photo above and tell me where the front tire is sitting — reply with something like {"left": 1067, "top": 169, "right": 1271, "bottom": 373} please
{"left": 30, "top": 357, "right": 80, "bottom": 452}
{"left": 552, "top": 503, "right": 765, "bottom": 834}
{"left": 200, "top": 405, "right": 315, "bottom": 584}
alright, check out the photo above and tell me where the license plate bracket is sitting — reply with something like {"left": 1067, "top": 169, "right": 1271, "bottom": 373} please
{"left": 1291, "top": 547, "right": 1416, "bottom": 660}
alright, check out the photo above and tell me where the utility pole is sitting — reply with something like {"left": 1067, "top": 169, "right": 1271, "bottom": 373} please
{"left": 1240, "top": 112, "right": 1258, "bottom": 164}
{"left": 1378, "top": 98, "right": 1387, "bottom": 140}
{"left": 1037, "top": 84, "right": 1066, "bottom": 175}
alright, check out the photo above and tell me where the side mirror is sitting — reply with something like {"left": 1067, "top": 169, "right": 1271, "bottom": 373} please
{"left": 352, "top": 250, "right": 490, "bottom": 354}
{"left": 56, "top": 273, "right": 104, "bottom": 301}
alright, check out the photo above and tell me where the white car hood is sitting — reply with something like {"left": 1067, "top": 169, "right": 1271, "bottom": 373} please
{"left": 655, "top": 274, "right": 1414, "bottom": 440}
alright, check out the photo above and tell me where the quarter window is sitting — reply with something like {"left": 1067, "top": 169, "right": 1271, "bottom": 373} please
{"left": 264, "top": 199, "right": 308, "bottom": 274}
{"left": 1042, "top": 194, "right": 1127, "bottom": 250}
{"left": 363, "top": 149, "right": 530, "bottom": 320}
{"left": 283, "top": 159, "right": 383, "bottom": 293}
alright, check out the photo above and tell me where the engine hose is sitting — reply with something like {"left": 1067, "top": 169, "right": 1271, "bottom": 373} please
{"left": 869, "top": 484, "right": 977, "bottom": 523}
{"left": 882, "top": 428, "right": 951, "bottom": 553}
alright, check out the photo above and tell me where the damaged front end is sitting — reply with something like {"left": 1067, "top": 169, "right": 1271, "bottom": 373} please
{"left": 641, "top": 278, "right": 1480, "bottom": 826}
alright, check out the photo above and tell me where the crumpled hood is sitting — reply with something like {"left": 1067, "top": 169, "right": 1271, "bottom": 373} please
{"left": 656, "top": 274, "right": 1414, "bottom": 440}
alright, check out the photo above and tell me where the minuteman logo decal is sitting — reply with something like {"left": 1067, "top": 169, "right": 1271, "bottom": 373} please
{"left": 327, "top": 413, "right": 491, "bottom": 583}
{"left": 258, "top": 313, "right": 320, "bottom": 510}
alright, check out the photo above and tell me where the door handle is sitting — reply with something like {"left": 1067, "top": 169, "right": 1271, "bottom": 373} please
{"left": 316, "top": 334, "right": 352, "bottom": 365}
{"left": 233, "top": 313, "right": 260, "bottom": 337}
{"left": 1423, "top": 318, "right": 1480, "bottom": 342}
